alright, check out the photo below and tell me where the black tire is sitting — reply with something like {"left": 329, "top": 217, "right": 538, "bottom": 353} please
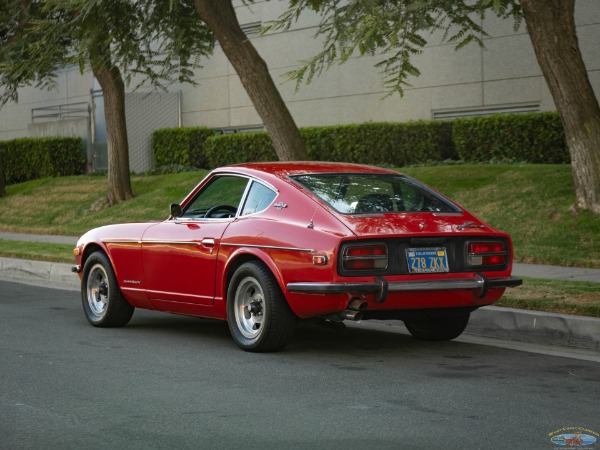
{"left": 227, "top": 261, "right": 296, "bottom": 352}
{"left": 404, "top": 312, "right": 470, "bottom": 341}
{"left": 81, "top": 251, "right": 134, "bottom": 327}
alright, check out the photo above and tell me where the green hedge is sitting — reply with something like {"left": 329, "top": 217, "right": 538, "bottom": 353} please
{"left": 199, "top": 121, "right": 455, "bottom": 168}
{"left": 304, "top": 121, "right": 455, "bottom": 166}
{"left": 152, "top": 112, "right": 569, "bottom": 169}
{"left": 453, "top": 112, "right": 569, "bottom": 163}
{"left": 152, "top": 127, "right": 215, "bottom": 169}
{"left": 204, "top": 132, "right": 277, "bottom": 168}
{"left": 0, "top": 137, "right": 85, "bottom": 184}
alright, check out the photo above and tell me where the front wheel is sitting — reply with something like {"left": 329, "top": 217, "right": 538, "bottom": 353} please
{"left": 227, "top": 261, "right": 296, "bottom": 352}
{"left": 81, "top": 252, "right": 134, "bottom": 327}
{"left": 404, "top": 312, "right": 470, "bottom": 341}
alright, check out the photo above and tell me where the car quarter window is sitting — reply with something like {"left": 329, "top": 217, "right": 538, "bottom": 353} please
{"left": 182, "top": 175, "right": 249, "bottom": 219}
{"left": 241, "top": 181, "right": 277, "bottom": 216}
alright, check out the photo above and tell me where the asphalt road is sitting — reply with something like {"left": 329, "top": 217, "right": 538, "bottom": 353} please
{"left": 1, "top": 280, "right": 599, "bottom": 450}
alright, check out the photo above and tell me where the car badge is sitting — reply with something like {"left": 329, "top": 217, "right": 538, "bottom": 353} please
{"left": 274, "top": 202, "right": 288, "bottom": 210}
{"left": 419, "top": 222, "right": 425, "bottom": 230}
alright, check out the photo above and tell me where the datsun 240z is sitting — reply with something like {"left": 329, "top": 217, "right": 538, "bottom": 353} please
{"left": 73, "top": 162, "right": 522, "bottom": 352}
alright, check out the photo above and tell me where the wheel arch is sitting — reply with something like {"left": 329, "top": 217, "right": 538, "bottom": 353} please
{"left": 81, "top": 243, "right": 107, "bottom": 268}
{"left": 81, "top": 242, "right": 121, "bottom": 281}
{"left": 222, "top": 248, "right": 287, "bottom": 305}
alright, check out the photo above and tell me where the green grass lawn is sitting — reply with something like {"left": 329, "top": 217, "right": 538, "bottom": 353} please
{"left": 497, "top": 278, "right": 600, "bottom": 318}
{"left": 0, "top": 239, "right": 74, "bottom": 263}
{"left": 1, "top": 164, "right": 599, "bottom": 317}
{"left": 402, "top": 164, "right": 599, "bottom": 268}
{"left": 0, "top": 164, "right": 598, "bottom": 267}
{"left": 0, "top": 171, "right": 207, "bottom": 235}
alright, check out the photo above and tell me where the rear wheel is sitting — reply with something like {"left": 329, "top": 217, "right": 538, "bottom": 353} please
{"left": 227, "top": 261, "right": 296, "bottom": 352}
{"left": 404, "top": 312, "right": 470, "bottom": 341}
{"left": 81, "top": 252, "right": 134, "bottom": 327}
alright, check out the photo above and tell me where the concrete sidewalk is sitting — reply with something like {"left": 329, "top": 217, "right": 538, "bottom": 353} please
{"left": 1, "top": 232, "right": 599, "bottom": 353}
{"left": 0, "top": 232, "right": 77, "bottom": 245}
{"left": 513, "top": 262, "right": 600, "bottom": 283}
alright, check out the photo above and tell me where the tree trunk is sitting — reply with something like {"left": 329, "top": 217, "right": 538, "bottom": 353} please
{"left": 193, "top": 0, "right": 307, "bottom": 161}
{"left": 520, "top": 0, "right": 600, "bottom": 213}
{"left": 91, "top": 52, "right": 133, "bottom": 205}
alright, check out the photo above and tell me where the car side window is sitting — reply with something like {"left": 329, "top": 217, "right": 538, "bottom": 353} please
{"left": 241, "top": 181, "right": 277, "bottom": 216}
{"left": 182, "top": 175, "right": 249, "bottom": 219}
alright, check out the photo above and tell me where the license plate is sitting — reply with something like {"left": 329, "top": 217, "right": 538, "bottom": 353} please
{"left": 406, "top": 248, "right": 449, "bottom": 273}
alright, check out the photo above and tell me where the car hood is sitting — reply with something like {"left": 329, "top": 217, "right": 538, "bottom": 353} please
{"left": 335, "top": 212, "right": 497, "bottom": 238}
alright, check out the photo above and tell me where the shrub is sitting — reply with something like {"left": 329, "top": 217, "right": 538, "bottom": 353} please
{"left": 152, "top": 112, "right": 568, "bottom": 169}
{"left": 152, "top": 127, "right": 215, "bottom": 169}
{"left": 200, "top": 121, "right": 455, "bottom": 168}
{"left": 0, "top": 137, "right": 84, "bottom": 184}
{"left": 453, "top": 112, "right": 569, "bottom": 163}
{"left": 204, "top": 132, "right": 277, "bottom": 167}
{"left": 304, "top": 121, "right": 455, "bottom": 166}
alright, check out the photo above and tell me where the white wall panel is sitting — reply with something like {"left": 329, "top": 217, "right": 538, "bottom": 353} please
{"left": 1, "top": 0, "right": 599, "bottom": 146}
{"left": 483, "top": 77, "right": 542, "bottom": 106}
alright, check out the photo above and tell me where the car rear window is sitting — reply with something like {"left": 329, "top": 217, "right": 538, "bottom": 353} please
{"left": 290, "top": 173, "right": 460, "bottom": 214}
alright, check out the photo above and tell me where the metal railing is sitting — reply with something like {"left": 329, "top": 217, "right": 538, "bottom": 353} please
{"left": 31, "top": 102, "right": 90, "bottom": 122}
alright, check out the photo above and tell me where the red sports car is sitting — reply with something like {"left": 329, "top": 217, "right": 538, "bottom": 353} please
{"left": 73, "top": 162, "right": 521, "bottom": 352}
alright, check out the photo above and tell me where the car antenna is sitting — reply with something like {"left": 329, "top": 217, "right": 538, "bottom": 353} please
{"left": 307, "top": 206, "right": 318, "bottom": 229}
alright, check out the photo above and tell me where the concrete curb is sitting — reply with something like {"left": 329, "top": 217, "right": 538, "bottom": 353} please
{"left": 1, "top": 256, "right": 599, "bottom": 353}
{"left": 467, "top": 306, "right": 600, "bottom": 352}
{"left": 0, "top": 257, "right": 79, "bottom": 291}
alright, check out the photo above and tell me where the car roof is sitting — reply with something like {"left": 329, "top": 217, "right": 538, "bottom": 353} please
{"left": 216, "top": 161, "right": 400, "bottom": 180}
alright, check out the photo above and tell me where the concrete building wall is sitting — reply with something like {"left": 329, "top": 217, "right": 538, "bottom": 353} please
{"left": 0, "top": 69, "right": 94, "bottom": 141}
{"left": 1, "top": 0, "right": 599, "bottom": 165}
{"left": 177, "top": 0, "right": 600, "bottom": 128}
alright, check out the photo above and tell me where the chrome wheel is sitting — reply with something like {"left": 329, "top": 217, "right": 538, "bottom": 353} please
{"left": 86, "top": 263, "right": 109, "bottom": 319}
{"left": 234, "top": 276, "right": 265, "bottom": 339}
{"left": 81, "top": 252, "right": 134, "bottom": 327}
{"left": 227, "top": 261, "right": 296, "bottom": 352}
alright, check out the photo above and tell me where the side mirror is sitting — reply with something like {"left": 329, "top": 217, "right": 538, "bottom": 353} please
{"left": 170, "top": 203, "right": 183, "bottom": 218}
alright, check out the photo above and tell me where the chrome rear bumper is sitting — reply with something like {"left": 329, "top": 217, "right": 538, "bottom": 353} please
{"left": 286, "top": 275, "right": 522, "bottom": 303}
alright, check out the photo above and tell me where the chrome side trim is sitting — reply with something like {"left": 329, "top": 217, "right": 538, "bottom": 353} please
{"left": 221, "top": 243, "right": 314, "bottom": 253}
{"left": 142, "top": 240, "right": 201, "bottom": 246}
{"left": 103, "top": 239, "right": 142, "bottom": 244}
{"left": 104, "top": 239, "right": 204, "bottom": 247}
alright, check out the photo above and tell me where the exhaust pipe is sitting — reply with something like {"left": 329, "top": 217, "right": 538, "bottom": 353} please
{"left": 344, "top": 310, "right": 363, "bottom": 321}
{"left": 321, "top": 310, "right": 364, "bottom": 322}
{"left": 347, "top": 298, "right": 368, "bottom": 312}
{"left": 344, "top": 298, "right": 367, "bottom": 321}
{"left": 320, "top": 299, "right": 367, "bottom": 322}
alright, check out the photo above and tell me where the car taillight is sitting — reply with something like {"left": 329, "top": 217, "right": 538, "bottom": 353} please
{"left": 467, "top": 241, "right": 507, "bottom": 267}
{"left": 343, "top": 244, "right": 388, "bottom": 270}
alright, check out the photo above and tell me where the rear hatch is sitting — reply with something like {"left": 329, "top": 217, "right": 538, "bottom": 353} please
{"left": 335, "top": 212, "right": 510, "bottom": 277}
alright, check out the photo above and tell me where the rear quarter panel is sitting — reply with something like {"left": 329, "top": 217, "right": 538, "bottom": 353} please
{"left": 218, "top": 185, "right": 356, "bottom": 318}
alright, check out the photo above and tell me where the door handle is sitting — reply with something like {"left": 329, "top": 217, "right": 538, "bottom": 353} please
{"left": 201, "top": 238, "right": 215, "bottom": 247}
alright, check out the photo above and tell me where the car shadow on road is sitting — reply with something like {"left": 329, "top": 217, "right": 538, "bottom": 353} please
{"left": 125, "top": 310, "right": 477, "bottom": 357}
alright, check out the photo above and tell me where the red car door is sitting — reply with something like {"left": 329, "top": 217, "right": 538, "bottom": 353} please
{"left": 141, "top": 174, "right": 249, "bottom": 305}
{"left": 141, "top": 219, "right": 231, "bottom": 305}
